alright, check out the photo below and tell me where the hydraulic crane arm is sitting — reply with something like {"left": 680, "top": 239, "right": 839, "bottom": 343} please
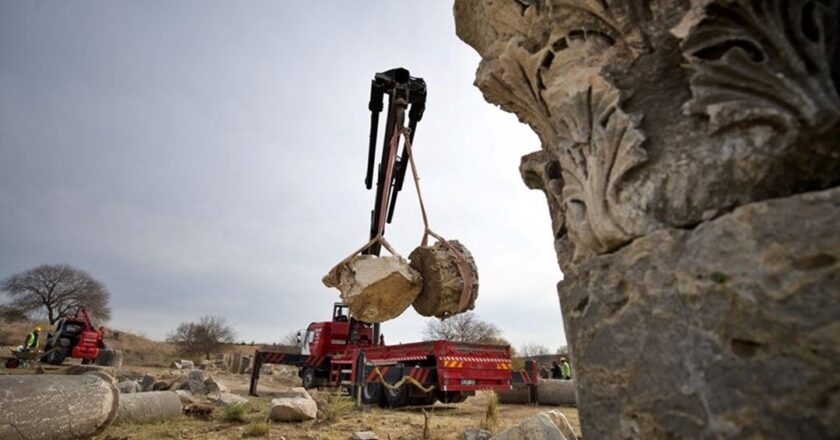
{"left": 357, "top": 67, "right": 426, "bottom": 345}
{"left": 364, "top": 67, "right": 427, "bottom": 256}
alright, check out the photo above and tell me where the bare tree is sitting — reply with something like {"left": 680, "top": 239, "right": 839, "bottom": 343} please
{"left": 1, "top": 264, "right": 112, "bottom": 324}
{"left": 519, "top": 343, "right": 551, "bottom": 358}
{"left": 167, "top": 316, "right": 236, "bottom": 359}
{"left": 279, "top": 330, "right": 300, "bottom": 347}
{"left": 422, "top": 312, "right": 506, "bottom": 344}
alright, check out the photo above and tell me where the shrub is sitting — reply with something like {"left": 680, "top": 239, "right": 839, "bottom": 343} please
{"left": 320, "top": 392, "right": 354, "bottom": 423}
{"left": 222, "top": 403, "right": 247, "bottom": 423}
{"left": 481, "top": 391, "right": 499, "bottom": 432}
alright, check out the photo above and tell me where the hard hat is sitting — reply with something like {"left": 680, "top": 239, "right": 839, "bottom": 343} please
{"left": 34, "top": 326, "right": 42, "bottom": 332}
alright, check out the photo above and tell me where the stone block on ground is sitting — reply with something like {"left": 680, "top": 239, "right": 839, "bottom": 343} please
{"left": 118, "top": 380, "right": 141, "bottom": 394}
{"left": 352, "top": 432, "right": 380, "bottom": 440}
{"left": 268, "top": 387, "right": 317, "bottom": 422}
{"left": 115, "top": 391, "right": 183, "bottom": 424}
{"left": 170, "top": 359, "right": 194, "bottom": 370}
{"left": 323, "top": 255, "right": 422, "bottom": 323}
{"left": 175, "top": 389, "right": 199, "bottom": 405}
{"left": 537, "top": 380, "right": 577, "bottom": 407}
{"left": 205, "top": 377, "right": 229, "bottom": 394}
{"left": 140, "top": 374, "right": 156, "bottom": 392}
{"left": 238, "top": 356, "right": 252, "bottom": 375}
{"left": 213, "top": 392, "right": 249, "bottom": 407}
{"left": 410, "top": 240, "right": 479, "bottom": 318}
{"left": 491, "top": 411, "right": 571, "bottom": 440}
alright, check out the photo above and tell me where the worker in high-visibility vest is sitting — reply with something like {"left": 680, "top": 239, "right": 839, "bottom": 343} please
{"left": 559, "top": 357, "right": 572, "bottom": 380}
{"left": 23, "top": 326, "right": 41, "bottom": 351}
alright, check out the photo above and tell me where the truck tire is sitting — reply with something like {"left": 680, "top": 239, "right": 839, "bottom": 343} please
{"left": 361, "top": 382, "right": 383, "bottom": 405}
{"left": 410, "top": 391, "right": 437, "bottom": 406}
{"left": 384, "top": 383, "right": 411, "bottom": 408}
{"left": 42, "top": 344, "right": 68, "bottom": 366}
{"left": 301, "top": 367, "right": 317, "bottom": 390}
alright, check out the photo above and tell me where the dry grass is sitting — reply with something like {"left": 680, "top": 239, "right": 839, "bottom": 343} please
{"left": 480, "top": 391, "right": 499, "bottom": 432}
{"left": 320, "top": 391, "right": 356, "bottom": 423}
{"left": 0, "top": 319, "right": 50, "bottom": 346}
{"left": 242, "top": 421, "right": 271, "bottom": 437}
{"left": 106, "top": 330, "right": 177, "bottom": 366}
{"left": 221, "top": 403, "right": 248, "bottom": 423}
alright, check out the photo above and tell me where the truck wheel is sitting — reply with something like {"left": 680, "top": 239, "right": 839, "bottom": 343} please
{"left": 384, "top": 383, "right": 411, "bottom": 408}
{"left": 410, "top": 391, "right": 437, "bottom": 406}
{"left": 361, "top": 382, "right": 383, "bottom": 405}
{"left": 301, "top": 367, "right": 317, "bottom": 389}
{"left": 42, "top": 348, "right": 67, "bottom": 365}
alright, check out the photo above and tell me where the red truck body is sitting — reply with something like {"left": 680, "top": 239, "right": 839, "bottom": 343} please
{"left": 249, "top": 304, "right": 520, "bottom": 406}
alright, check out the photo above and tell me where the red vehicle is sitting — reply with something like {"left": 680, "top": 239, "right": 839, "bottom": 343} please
{"left": 41, "top": 307, "right": 106, "bottom": 365}
{"left": 250, "top": 303, "right": 516, "bottom": 407}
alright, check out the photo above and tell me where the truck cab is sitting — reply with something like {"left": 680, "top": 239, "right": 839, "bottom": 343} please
{"left": 293, "top": 303, "right": 375, "bottom": 388}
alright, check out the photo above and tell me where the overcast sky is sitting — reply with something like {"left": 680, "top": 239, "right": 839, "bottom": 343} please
{"left": 0, "top": 1, "right": 566, "bottom": 351}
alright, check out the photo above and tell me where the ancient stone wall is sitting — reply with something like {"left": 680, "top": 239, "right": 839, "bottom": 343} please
{"left": 454, "top": 1, "right": 839, "bottom": 438}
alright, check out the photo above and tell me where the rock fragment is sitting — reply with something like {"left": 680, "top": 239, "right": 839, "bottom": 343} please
{"left": 323, "top": 255, "right": 422, "bottom": 323}
{"left": 268, "top": 387, "right": 318, "bottom": 422}
{"left": 491, "top": 411, "right": 576, "bottom": 440}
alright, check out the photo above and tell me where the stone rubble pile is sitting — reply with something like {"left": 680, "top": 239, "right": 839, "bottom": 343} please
{"left": 116, "top": 367, "right": 247, "bottom": 408}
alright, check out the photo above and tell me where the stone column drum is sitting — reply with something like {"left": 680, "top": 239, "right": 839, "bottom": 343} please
{"left": 454, "top": 1, "right": 840, "bottom": 438}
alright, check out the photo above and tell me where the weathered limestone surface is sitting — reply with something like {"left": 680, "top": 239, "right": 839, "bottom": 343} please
{"left": 323, "top": 255, "right": 423, "bottom": 323}
{"left": 409, "top": 240, "right": 479, "bottom": 318}
{"left": 0, "top": 372, "right": 120, "bottom": 440}
{"left": 562, "top": 188, "right": 840, "bottom": 438}
{"left": 268, "top": 388, "right": 318, "bottom": 422}
{"left": 455, "top": 0, "right": 840, "bottom": 438}
{"left": 115, "top": 391, "right": 182, "bottom": 423}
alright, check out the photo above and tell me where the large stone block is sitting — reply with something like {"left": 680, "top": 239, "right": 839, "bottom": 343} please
{"left": 409, "top": 240, "right": 479, "bottom": 318}
{"left": 560, "top": 187, "right": 840, "bottom": 438}
{"left": 323, "top": 255, "right": 422, "bottom": 323}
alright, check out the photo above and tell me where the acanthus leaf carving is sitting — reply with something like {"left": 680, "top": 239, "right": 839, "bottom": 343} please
{"left": 551, "top": 79, "right": 648, "bottom": 261}
{"left": 679, "top": 0, "right": 840, "bottom": 135}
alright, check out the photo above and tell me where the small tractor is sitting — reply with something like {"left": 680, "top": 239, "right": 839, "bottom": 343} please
{"left": 40, "top": 307, "right": 118, "bottom": 366}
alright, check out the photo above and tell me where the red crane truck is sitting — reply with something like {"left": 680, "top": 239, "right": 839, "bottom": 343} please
{"left": 249, "top": 304, "right": 528, "bottom": 407}
{"left": 250, "top": 68, "right": 540, "bottom": 406}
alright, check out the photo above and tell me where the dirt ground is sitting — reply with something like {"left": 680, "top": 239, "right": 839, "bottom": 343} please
{"left": 2, "top": 355, "right": 580, "bottom": 440}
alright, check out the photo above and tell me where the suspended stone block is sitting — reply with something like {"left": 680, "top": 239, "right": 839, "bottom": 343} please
{"left": 323, "top": 255, "right": 422, "bottom": 323}
{"left": 409, "top": 240, "right": 479, "bottom": 318}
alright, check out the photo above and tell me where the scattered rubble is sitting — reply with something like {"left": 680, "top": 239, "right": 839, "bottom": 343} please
{"left": 268, "top": 387, "right": 318, "bottom": 422}
{"left": 118, "top": 380, "right": 142, "bottom": 393}
{"left": 170, "top": 359, "right": 195, "bottom": 370}
{"left": 323, "top": 255, "right": 422, "bottom": 323}
{"left": 409, "top": 240, "right": 479, "bottom": 318}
